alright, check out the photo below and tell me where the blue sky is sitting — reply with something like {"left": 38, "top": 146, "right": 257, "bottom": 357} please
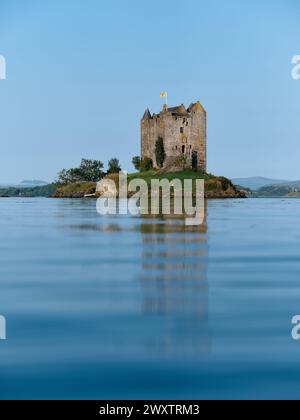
{"left": 0, "top": 0, "right": 299, "bottom": 183}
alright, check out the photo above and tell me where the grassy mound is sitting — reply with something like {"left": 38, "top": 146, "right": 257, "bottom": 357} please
{"left": 53, "top": 171, "right": 246, "bottom": 199}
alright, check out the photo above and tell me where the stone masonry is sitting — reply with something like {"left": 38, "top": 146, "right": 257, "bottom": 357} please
{"left": 141, "top": 101, "right": 207, "bottom": 172}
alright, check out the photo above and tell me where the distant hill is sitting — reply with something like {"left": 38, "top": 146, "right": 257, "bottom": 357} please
{"left": 0, "top": 180, "right": 49, "bottom": 188}
{"left": 257, "top": 181, "right": 300, "bottom": 197}
{"left": 232, "top": 177, "right": 291, "bottom": 191}
{"left": 20, "top": 180, "right": 49, "bottom": 187}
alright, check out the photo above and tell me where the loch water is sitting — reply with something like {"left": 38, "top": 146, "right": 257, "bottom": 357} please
{"left": 0, "top": 198, "right": 300, "bottom": 399}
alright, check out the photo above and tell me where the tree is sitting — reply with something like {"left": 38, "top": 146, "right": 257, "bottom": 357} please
{"left": 56, "top": 169, "right": 72, "bottom": 185}
{"left": 107, "top": 158, "right": 121, "bottom": 174}
{"left": 56, "top": 159, "right": 105, "bottom": 185}
{"left": 132, "top": 156, "right": 141, "bottom": 171}
{"left": 192, "top": 151, "right": 198, "bottom": 171}
{"left": 78, "top": 159, "right": 105, "bottom": 182}
{"left": 56, "top": 167, "right": 82, "bottom": 185}
{"left": 140, "top": 157, "right": 153, "bottom": 172}
{"left": 155, "top": 137, "right": 166, "bottom": 168}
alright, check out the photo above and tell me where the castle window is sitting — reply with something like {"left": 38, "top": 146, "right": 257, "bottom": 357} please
{"left": 180, "top": 127, "right": 184, "bottom": 134}
{"left": 182, "top": 145, "right": 186, "bottom": 154}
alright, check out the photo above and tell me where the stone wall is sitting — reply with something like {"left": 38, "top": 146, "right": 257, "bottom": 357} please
{"left": 141, "top": 101, "right": 207, "bottom": 173}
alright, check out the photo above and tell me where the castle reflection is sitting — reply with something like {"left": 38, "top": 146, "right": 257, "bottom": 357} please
{"left": 138, "top": 203, "right": 211, "bottom": 356}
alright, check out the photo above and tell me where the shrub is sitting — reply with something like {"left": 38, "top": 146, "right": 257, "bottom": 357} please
{"left": 140, "top": 157, "right": 153, "bottom": 172}
{"left": 174, "top": 155, "right": 188, "bottom": 170}
{"left": 132, "top": 156, "right": 141, "bottom": 171}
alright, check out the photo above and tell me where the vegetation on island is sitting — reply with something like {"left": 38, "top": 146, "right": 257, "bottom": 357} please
{"left": 53, "top": 164, "right": 245, "bottom": 199}
{"left": 107, "top": 158, "right": 122, "bottom": 174}
{"left": 53, "top": 158, "right": 123, "bottom": 198}
{"left": 56, "top": 159, "right": 105, "bottom": 185}
{"left": 53, "top": 182, "right": 97, "bottom": 198}
{"left": 56, "top": 158, "right": 123, "bottom": 186}
{"left": 132, "top": 156, "right": 153, "bottom": 172}
{"left": 127, "top": 171, "right": 245, "bottom": 199}
{"left": 132, "top": 156, "right": 141, "bottom": 171}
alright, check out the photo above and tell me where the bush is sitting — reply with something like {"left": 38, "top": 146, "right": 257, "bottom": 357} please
{"left": 140, "top": 157, "right": 153, "bottom": 172}
{"left": 174, "top": 155, "right": 188, "bottom": 170}
{"left": 132, "top": 156, "right": 141, "bottom": 171}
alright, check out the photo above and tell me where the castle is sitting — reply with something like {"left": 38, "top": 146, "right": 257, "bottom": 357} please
{"left": 141, "top": 101, "right": 207, "bottom": 172}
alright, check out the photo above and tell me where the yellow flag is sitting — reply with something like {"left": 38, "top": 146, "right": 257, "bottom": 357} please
{"left": 160, "top": 92, "right": 168, "bottom": 99}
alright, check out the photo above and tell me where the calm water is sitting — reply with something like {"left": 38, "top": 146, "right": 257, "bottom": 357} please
{"left": 1, "top": 197, "right": 300, "bottom": 399}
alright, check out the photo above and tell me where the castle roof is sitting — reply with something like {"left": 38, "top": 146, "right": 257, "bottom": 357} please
{"left": 167, "top": 104, "right": 186, "bottom": 113}
{"left": 142, "top": 101, "right": 206, "bottom": 120}
{"left": 142, "top": 108, "right": 152, "bottom": 120}
{"left": 187, "top": 101, "right": 206, "bottom": 113}
{"left": 167, "top": 104, "right": 190, "bottom": 117}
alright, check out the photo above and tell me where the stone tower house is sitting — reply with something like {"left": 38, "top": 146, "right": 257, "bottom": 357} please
{"left": 141, "top": 101, "right": 207, "bottom": 172}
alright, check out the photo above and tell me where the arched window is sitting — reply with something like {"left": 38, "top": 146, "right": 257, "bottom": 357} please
{"left": 182, "top": 145, "right": 186, "bottom": 154}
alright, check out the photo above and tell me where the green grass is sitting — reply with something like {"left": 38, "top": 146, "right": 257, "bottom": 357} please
{"left": 127, "top": 170, "right": 211, "bottom": 184}
{"left": 126, "top": 171, "right": 241, "bottom": 198}
{"left": 127, "top": 171, "right": 234, "bottom": 192}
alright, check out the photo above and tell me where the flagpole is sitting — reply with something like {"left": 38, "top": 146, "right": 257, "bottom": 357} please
{"left": 160, "top": 92, "right": 168, "bottom": 109}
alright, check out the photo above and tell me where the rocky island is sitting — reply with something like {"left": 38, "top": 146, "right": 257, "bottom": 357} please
{"left": 53, "top": 171, "right": 246, "bottom": 199}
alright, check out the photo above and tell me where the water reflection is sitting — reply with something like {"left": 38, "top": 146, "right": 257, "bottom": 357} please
{"left": 138, "top": 203, "right": 211, "bottom": 356}
{"left": 61, "top": 199, "right": 211, "bottom": 358}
